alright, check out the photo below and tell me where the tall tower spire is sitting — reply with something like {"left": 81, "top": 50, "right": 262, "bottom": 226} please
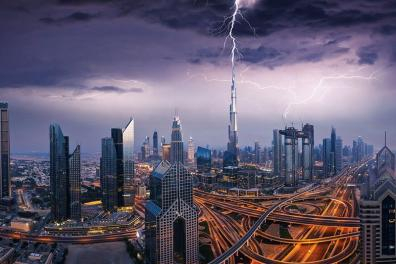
{"left": 225, "top": 69, "right": 239, "bottom": 167}
{"left": 385, "top": 131, "right": 387, "bottom": 146}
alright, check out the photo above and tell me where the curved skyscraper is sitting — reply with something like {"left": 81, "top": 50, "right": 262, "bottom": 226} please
{"left": 50, "top": 123, "right": 81, "bottom": 221}
{"left": 123, "top": 118, "right": 135, "bottom": 207}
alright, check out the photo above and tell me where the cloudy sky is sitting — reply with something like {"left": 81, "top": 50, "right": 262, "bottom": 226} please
{"left": 1, "top": 0, "right": 396, "bottom": 153}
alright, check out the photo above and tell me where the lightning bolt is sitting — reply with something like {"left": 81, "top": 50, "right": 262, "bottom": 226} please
{"left": 227, "top": 0, "right": 240, "bottom": 85}
{"left": 282, "top": 69, "right": 379, "bottom": 119}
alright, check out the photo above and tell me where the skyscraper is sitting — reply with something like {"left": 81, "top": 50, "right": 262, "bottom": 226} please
{"left": 280, "top": 127, "right": 299, "bottom": 186}
{"left": 323, "top": 138, "right": 333, "bottom": 177}
{"left": 224, "top": 73, "right": 238, "bottom": 167}
{"left": 376, "top": 132, "right": 395, "bottom": 179}
{"left": 272, "top": 129, "right": 282, "bottom": 177}
{"left": 331, "top": 127, "right": 337, "bottom": 174}
{"left": 335, "top": 137, "right": 343, "bottom": 173}
{"left": 187, "top": 137, "right": 194, "bottom": 164}
{"left": 49, "top": 124, "right": 81, "bottom": 221}
{"left": 162, "top": 144, "right": 171, "bottom": 162}
{"left": 153, "top": 131, "right": 158, "bottom": 157}
{"left": 145, "top": 118, "right": 198, "bottom": 264}
{"left": 111, "top": 128, "right": 124, "bottom": 207}
{"left": 123, "top": 118, "right": 135, "bottom": 207}
{"left": 0, "top": 103, "right": 10, "bottom": 198}
{"left": 170, "top": 116, "right": 184, "bottom": 164}
{"left": 196, "top": 146, "right": 211, "bottom": 173}
{"left": 69, "top": 145, "right": 81, "bottom": 220}
{"left": 100, "top": 137, "right": 118, "bottom": 211}
{"left": 302, "top": 124, "right": 314, "bottom": 181}
{"left": 254, "top": 141, "right": 261, "bottom": 164}
{"left": 360, "top": 136, "right": 396, "bottom": 263}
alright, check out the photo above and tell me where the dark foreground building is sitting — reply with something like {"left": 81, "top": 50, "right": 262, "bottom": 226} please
{"left": 145, "top": 117, "right": 198, "bottom": 264}
{"left": 49, "top": 124, "right": 81, "bottom": 221}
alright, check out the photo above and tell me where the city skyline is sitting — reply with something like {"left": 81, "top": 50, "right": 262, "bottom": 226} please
{"left": 1, "top": 0, "right": 396, "bottom": 152}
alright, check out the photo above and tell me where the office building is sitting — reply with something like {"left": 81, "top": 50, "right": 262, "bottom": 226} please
{"left": 153, "top": 131, "right": 158, "bottom": 157}
{"left": 111, "top": 128, "right": 124, "bottom": 207}
{"left": 302, "top": 124, "right": 314, "bottom": 180}
{"left": 331, "top": 127, "right": 336, "bottom": 172}
{"left": 100, "top": 137, "right": 118, "bottom": 211}
{"left": 377, "top": 133, "right": 395, "bottom": 179}
{"left": 170, "top": 116, "right": 184, "bottom": 164}
{"left": 49, "top": 124, "right": 81, "bottom": 221}
{"left": 280, "top": 127, "right": 299, "bottom": 186}
{"left": 254, "top": 141, "right": 261, "bottom": 164}
{"left": 272, "top": 129, "right": 282, "bottom": 177}
{"left": 0, "top": 103, "right": 10, "bottom": 198}
{"left": 360, "top": 137, "right": 396, "bottom": 263}
{"left": 323, "top": 138, "right": 333, "bottom": 177}
{"left": 123, "top": 118, "right": 135, "bottom": 207}
{"left": 162, "top": 144, "right": 171, "bottom": 162}
{"left": 196, "top": 146, "right": 211, "bottom": 173}
{"left": 335, "top": 137, "right": 343, "bottom": 172}
{"left": 187, "top": 137, "right": 194, "bottom": 164}
{"left": 145, "top": 118, "right": 198, "bottom": 264}
{"left": 69, "top": 145, "right": 81, "bottom": 220}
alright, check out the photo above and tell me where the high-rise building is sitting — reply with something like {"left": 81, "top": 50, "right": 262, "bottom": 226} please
{"left": 162, "top": 143, "right": 171, "bottom": 162}
{"left": 142, "top": 136, "right": 150, "bottom": 161}
{"left": 196, "top": 146, "right": 211, "bottom": 173}
{"left": 272, "top": 129, "right": 282, "bottom": 177}
{"left": 376, "top": 132, "right": 395, "bottom": 179}
{"left": 187, "top": 137, "right": 194, "bottom": 164}
{"left": 280, "top": 127, "right": 299, "bottom": 186}
{"left": 335, "top": 137, "right": 343, "bottom": 173}
{"left": 145, "top": 118, "right": 198, "bottom": 264}
{"left": 123, "top": 118, "right": 135, "bottom": 207}
{"left": 360, "top": 137, "right": 396, "bottom": 263}
{"left": 170, "top": 116, "right": 184, "bottom": 164}
{"left": 101, "top": 137, "right": 118, "bottom": 211}
{"left": 330, "top": 127, "right": 337, "bottom": 174}
{"left": 322, "top": 138, "right": 333, "bottom": 177}
{"left": 0, "top": 103, "right": 10, "bottom": 198}
{"left": 69, "top": 145, "right": 81, "bottom": 220}
{"left": 254, "top": 141, "right": 261, "bottom": 164}
{"left": 224, "top": 72, "right": 239, "bottom": 167}
{"left": 111, "top": 128, "right": 124, "bottom": 207}
{"left": 49, "top": 124, "right": 81, "bottom": 221}
{"left": 153, "top": 131, "right": 158, "bottom": 157}
{"left": 302, "top": 124, "right": 314, "bottom": 181}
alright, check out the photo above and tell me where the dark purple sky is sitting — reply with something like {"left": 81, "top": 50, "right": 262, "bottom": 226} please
{"left": 1, "top": 0, "right": 396, "bottom": 153}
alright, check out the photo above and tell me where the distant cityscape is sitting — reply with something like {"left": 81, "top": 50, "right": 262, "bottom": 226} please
{"left": 0, "top": 55, "right": 395, "bottom": 264}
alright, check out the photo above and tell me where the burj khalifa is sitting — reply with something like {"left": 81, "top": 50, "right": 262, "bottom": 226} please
{"left": 224, "top": 72, "right": 239, "bottom": 167}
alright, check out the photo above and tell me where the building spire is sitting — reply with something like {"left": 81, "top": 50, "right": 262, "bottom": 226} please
{"left": 385, "top": 131, "right": 387, "bottom": 146}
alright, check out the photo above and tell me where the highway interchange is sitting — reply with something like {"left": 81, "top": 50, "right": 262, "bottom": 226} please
{"left": 1, "top": 162, "right": 365, "bottom": 263}
{"left": 196, "top": 163, "right": 364, "bottom": 263}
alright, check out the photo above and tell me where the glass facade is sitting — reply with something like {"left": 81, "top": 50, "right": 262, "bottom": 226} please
{"left": 382, "top": 195, "right": 396, "bottom": 255}
{"left": 123, "top": 119, "right": 135, "bottom": 207}
{"left": 101, "top": 137, "right": 118, "bottom": 211}
{"left": 49, "top": 124, "right": 81, "bottom": 221}
{"left": 111, "top": 128, "right": 124, "bottom": 207}
{"left": 196, "top": 146, "right": 211, "bottom": 173}
{"left": 145, "top": 118, "right": 198, "bottom": 264}
{"left": 0, "top": 103, "right": 10, "bottom": 198}
{"left": 170, "top": 117, "right": 184, "bottom": 164}
{"left": 69, "top": 145, "right": 81, "bottom": 220}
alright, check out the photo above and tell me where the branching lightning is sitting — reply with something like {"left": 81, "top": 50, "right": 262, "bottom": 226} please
{"left": 188, "top": 0, "right": 381, "bottom": 124}
{"left": 282, "top": 70, "right": 379, "bottom": 119}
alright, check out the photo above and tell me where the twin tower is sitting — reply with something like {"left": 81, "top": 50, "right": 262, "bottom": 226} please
{"left": 145, "top": 116, "right": 199, "bottom": 264}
